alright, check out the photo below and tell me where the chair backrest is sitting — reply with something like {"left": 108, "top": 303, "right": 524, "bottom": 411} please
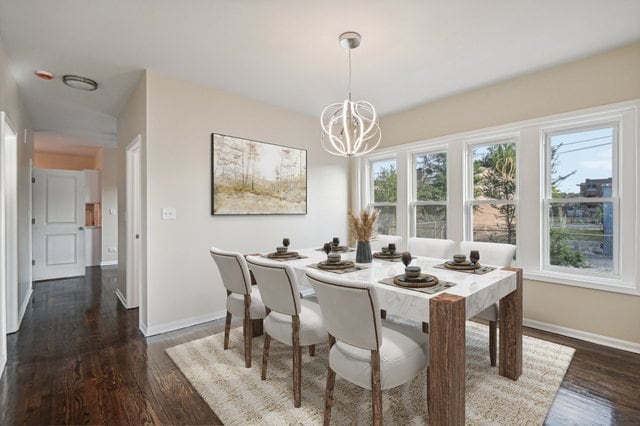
{"left": 370, "top": 234, "right": 404, "bottom": 252}
{"left": 408, "top": 237, "right": 455, "bottom": 259}
{"left": 306, "top": 270, "right": 381, "bottom": 351}
{"left": 210, "top": 247, "right": 252, "bottom": 295}
{"left": 246, "top": 256, "right": 301, "bottom": 316}
{"left": 458, "top": 241, "right": 516, "bottom": 267}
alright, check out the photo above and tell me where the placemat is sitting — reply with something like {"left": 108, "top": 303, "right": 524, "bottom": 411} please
{"left": 315, "top": 247, "right": 355, "bottom": 253}
{"left": 260, "top": 255, "right": 309, "bottom": 261}
{"left": 378, "top": 277, "right": 457, "bottom": 294}
{"left": 307, "top": 263, "right": 366, "bottom": 274}
{"left": 433, "top": 263, "right": 496, "bottom": 275}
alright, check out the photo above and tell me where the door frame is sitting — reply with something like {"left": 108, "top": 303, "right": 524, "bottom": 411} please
{"left": 126, "top": 135, "right": 142, "bottom": 311}
{"left": 1, "top": 112, "right": 18, "bottom": 335}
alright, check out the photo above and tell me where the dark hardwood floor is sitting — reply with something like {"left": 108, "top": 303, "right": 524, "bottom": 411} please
{"left": 0, "top": 266, "right": 638, "bottom": 425}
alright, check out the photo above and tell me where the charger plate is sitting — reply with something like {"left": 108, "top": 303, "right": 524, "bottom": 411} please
{"left": 393, "top": 273, "right": 439, "bottom": 288}
{"left": 317, "top": 260, "right": 355, "bottom": 270}
{"left": 373, "top": 252, "right": 402, "bottom": 260}
{"left": 266, "top": 251, "right": 300, "bottom": 259}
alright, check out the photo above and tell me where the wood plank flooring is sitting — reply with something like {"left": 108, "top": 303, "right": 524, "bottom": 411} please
{"left": 0, "top": 266, "right": 638, "bottom": 424}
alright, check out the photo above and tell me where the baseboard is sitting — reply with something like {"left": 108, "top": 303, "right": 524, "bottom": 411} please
{"left": 115, "top": 288, "right": 129, "bottom": 309}
{"left": 17, "top": 287, "right": 33, "bottom": 327}
{"left": 142, "top": 310, "right": 227, "bottom": 337}
{"left": 100, "top": 260, "right": 118, "bottom": 267}
{"left": 139, "top": 321, "right": 148, "bottom": 336}
{"left": 0, "top": 355, "right": 6, "bottom": 380}
{"left": 524, "top": 318, "right": 640, "bottom": 354}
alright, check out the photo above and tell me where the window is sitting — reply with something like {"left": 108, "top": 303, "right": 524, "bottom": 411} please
{"left": 412, "top": 151, "right": 447, "bottom": 238}
{"left": 543, "top": 124, "right": 617, "bottom": 274}
{"left": 468, "top": 140, "right": 517, "bottom": 245}
{"left": 369, "top": 158, "right": 397, "bottom": 235}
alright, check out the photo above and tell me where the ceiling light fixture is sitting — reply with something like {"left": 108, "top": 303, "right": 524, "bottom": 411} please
{"left": 62, "top": 74, "right": 98, "bottom": 91}
{"left": 320, "top": 31, "right": 381, "bottom": 157}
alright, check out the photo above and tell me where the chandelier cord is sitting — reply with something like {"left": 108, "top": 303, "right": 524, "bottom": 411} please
{"left": 348, "top": 47, "right": 352, "bottom": 102}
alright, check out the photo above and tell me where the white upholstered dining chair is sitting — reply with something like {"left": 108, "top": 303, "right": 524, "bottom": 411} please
{"left": 306, "top": 270, "right": 429, "bottom": 426}
{"left": 370, "top": 234, "right": 404, "bottom": 252}
{"left": 246, "top": 256, "right": 326, "bottom": 408}
{"left": 210, "top": 247, "right": 267, "bottom": 368}
{"left": 459, "top": 241, "right": 516, "bottom": 366}
{"left": 408, "top": 237, "right": 455, "bottom": 259}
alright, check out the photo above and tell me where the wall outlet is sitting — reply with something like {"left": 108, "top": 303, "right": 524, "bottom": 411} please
{"left": 161, "top": 207, "right": 177, "bottom": 220}
{"left": 107, "top": 247, "right": 118, "bottom": 253}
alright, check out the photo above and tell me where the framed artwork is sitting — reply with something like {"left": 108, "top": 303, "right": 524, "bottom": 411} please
{"left": 211, "top": 133, "right": 307, "bottom": 215}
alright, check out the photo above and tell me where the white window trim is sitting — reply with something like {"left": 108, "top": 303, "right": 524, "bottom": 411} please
{"left": 410, "top": 149, "right": 449, "bottom": 239}
{"left": 366, "top": 155, "right": 400, "bottom": 236}
{"left": 356, "top": 99, "right": 639, "bottom": 296}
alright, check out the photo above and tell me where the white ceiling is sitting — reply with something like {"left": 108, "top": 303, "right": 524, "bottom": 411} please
{"left": 1, "top": 0, "right": 639, "bottom": 147}
{"left": 33, "top": 132, "right": 102, "bottom": 157}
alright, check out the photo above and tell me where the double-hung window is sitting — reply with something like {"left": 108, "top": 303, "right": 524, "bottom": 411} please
{"left": 543, "top": 124, "right": 618, "bottom": 275}
{"left": 467, "top": 139, "right": 518, "bottom": 245}
{"left": 412, "top": 151, "right": 447, "bottom": 238}
{"left": 369, "top": 158, "right": 397, "bottom": 235}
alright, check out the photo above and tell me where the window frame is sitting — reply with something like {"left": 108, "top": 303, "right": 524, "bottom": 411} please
{"left": 410, "top": 148, "right": 449, "bottom": 239}
{"left": 366, "top": 155, "right": 399, "bottom": 235}
{"left": 541, "top": 120, "right": 620, "bottom": 278}
{"left": 464, "top": 136, "right": 520, "bottom": 249}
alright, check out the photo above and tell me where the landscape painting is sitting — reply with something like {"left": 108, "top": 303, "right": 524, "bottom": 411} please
{"left": 211, "top": 134, "right": 307, "bottom": 215}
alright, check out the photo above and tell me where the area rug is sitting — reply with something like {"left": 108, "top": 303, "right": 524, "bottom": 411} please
{"left": 166, "top": 322, "right": 574, "bottom": 425}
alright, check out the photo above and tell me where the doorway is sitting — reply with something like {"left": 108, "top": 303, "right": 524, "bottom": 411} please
{"left": 125, "top": 135, "right": 141, "bottom": 314}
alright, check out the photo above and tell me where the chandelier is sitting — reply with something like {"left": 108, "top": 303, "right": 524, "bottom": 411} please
{"left": 320, "top": 32, "right": 381, "bottom": 157}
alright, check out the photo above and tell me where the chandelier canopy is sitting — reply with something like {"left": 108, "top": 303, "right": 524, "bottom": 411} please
{"left": 320, "top": 32, "right": 381, "bottom": 157}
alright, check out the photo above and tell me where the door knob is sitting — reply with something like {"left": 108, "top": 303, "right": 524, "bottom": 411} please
{"left": 79, "top": 226, "right": 85, "bottom": 230}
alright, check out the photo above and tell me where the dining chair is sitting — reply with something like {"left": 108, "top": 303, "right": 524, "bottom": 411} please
{"left": 459, "top": 241, "right": 516, "bottom": 366}
{"left": 210, "top": 247, "right": 267, "bottom": 368}
{"left": 306, "top": 270, "right": 429, "bottom": 426}
{"left": 370, "top": 234, "right": 404, "bottom": 252}
{"left": 246, "top": 255, "right": 326, "bottom": 408}
{"left": 408, "top": 237, "right": 455, "bottom": 259}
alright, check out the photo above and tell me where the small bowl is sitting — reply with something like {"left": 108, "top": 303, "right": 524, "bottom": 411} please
{"left": 276, "top": 246, "right": 288, "bottom": 254}
{"left": 405, "top": 266, "right": 421, "bottom": 278}
{"left": 381, "top": 247, "right": 390, "bottom": 254}
{"left": 453, "top": 254, "right": 466, "bottom": 264}
{"left": 327, "top": 253, "right": 341, "bottom": 263}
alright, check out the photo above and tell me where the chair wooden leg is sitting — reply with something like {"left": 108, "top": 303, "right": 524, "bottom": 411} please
{"left": 243, "top": 295, "right": 252, "bottom": 368}
{"left": 223, "top": 311, "right": 232, "bottom": 350}
{"left": 309, "top": 344, "right": 316, "bottom": 357}
{"left": 371, "top": 349, "right": 382, "bottom": 426}
{"left": 292, "top": 315, "right": 302, "bottom": 407}
{"left": 324, "top": 334, "right": 337, "bottom": 426}
{"left": 262, "top": 332, "right": 271, "bottom": 380}
{"left": 489, "top": 320, "right": 497, "bottom": 367}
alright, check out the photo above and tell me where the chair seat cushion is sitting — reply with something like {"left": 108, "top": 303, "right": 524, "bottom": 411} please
{"left": 264, "top": 299, "right": 326, "bottom": 346}
{"left": 474, "top": 303, "right": 498, "bottom": 321}
{"left": 329, "top": 319, "right": 428, "bottom": 390}
{"left": 227, "top": 290, "right": 267, "bottom": 319}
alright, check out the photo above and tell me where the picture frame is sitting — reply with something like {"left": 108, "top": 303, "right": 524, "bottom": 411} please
{"left": 211, "top": 133, "right": 308, "bottom": 215}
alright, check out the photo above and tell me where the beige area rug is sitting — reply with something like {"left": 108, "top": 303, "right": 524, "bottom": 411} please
{"left": 166, "top": 322, "right": 574, "bottom": 425}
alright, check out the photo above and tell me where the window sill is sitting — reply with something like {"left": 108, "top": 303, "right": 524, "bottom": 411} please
{"left": 524, "top": 270, "right": 640, "bottom": 296}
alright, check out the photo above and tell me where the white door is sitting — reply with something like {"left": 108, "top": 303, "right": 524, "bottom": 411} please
{"left": 32, "top": 168, "right": 86, "bottom": 280}
{"left": 126, "top": 137, "right": 141, "bottom": 308}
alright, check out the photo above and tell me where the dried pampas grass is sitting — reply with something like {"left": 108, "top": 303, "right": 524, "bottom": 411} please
{"left": 348, "top": 208, "right": 379, "bottom": 242}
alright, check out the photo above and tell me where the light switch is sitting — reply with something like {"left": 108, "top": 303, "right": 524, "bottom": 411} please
{"left": 161, "top": 207, "right": 177, "bottom": 220}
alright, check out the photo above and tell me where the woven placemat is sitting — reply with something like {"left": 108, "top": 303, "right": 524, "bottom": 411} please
{"left": 378, "top": 277, "right": 456, "bottom": 294}
{"left": 260, "top": 254, "right": 309, "bottom": 261}
{"left": 433, "top": 263, "right": 496, "bottom": 275}
{"left": 307, "top": 263, "right": 366, "bottom": 274}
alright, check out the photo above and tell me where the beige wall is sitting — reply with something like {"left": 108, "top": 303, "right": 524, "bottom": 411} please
{"left": 141, "top": 70, "right": 348, "bottom": 333}
{"left": 117, "top": 72, "right": 148, "bottom": 327}
{"left": 378, "top": 42, "right": 640, "bottom": 343}
{"left": 34, "top": 151, "right": 96, "bottom": 170}
{"left": 0, "top": 35, "right": 32, "bottom": 337}
{"left": 99, "top": 148, "right": 118, "bottom": 264}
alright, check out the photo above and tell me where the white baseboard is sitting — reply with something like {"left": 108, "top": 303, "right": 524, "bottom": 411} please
{"left": 100, "top": 260, "right": 118, "bottom": 267}
{"left": 115, "top": 288, "right": 129, "bottom": 309}
{"left": 18, "top": 287, "right": 33, "bottom": 327}
{"left": 524, "top": 318, "right": 640, "bottom": 354}
{"left": 139, "top": 321, "right": 148, "bottom": 336}
{"left": 0, "top": 355, "right": 6, "bottom": 380}
{"left": 142, "top": 310, "right": 227, "bottom": 337}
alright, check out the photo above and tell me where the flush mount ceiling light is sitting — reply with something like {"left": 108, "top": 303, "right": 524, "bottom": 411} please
{"left": 320, "top": 31, "right": 381, "bottom": 157}
{"left": 62, "top": 74, "right": 98, "bottom": 91}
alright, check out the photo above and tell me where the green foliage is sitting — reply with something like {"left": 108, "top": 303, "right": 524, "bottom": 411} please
{"left": 374, "top": 165, "right": 397, "bottom": 202}
{"left": 416, "top": 153, "right": 446, "bottom": 201}
{"left": 550, "top": 227, "right": 586, "bottom": 268}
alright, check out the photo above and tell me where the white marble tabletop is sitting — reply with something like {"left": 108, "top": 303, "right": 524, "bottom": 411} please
{"left": 261, "top": 247, "right": 517, "bottom": 324}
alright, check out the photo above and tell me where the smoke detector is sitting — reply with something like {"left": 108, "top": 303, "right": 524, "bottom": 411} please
{"left": 35, "top": 69, "right": 54, "bottom": 80}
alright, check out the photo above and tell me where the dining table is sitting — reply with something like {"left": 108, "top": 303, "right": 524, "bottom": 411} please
{"left": 260, "top": 247, "right": 523, "bottom": 425}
